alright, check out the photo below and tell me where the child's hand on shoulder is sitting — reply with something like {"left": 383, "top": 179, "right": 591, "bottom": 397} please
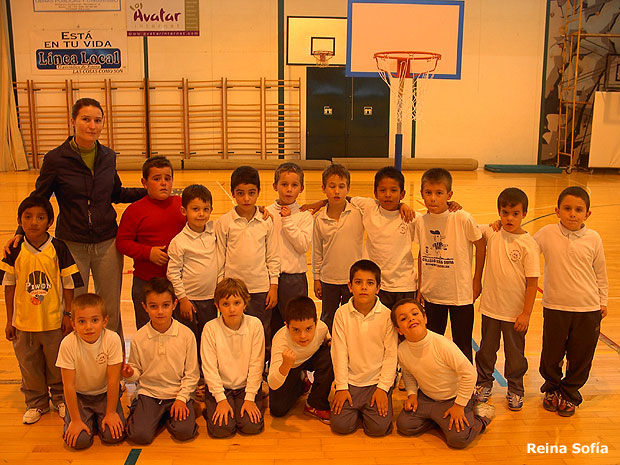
{"left": 370, "top": 387, "right": 389, "bottom": 417}
{"left": 120, "top": 362, "right": 134, "bottom": 378}
{"left": 331, "top": 389, "right": 353, "bottom": 414}
{"left": 399, "top": 203, "right": 415, "bottom": 223}
{"left": 170, "top": 399, "right": 189, "bottom": 421}
{"left": 443, "top": 402, "right": 469, "bottom": 432}
{"left": 447, "top": 201, "right": 462, "bottom": 212}
{"left": 101, "top": 411, "right": 124, "bottom": 439}
{"left": 257, "top": 206, "right": 273, "bottom": 221}
{"left": 213, "top": 399, "right": 234, "bottom": 426}
{"left": 5, "top": 323, "right": 16, "bottom": 341}
{"left": 489, "top": 219, "right": 502, "bottom": 232}
{"left": 240, "top": 400, "right": 262, "bottom": 423}
{"left": 513, "top": 312, "right": 531, "bottom": 332}
{"left": 403, "top": 393, "right": 418, "bottom": 412}
{"left": 149, "top": 246, "right": 169, "bottom": 266}
{"left": 64, "top": 418, "right": 91, "bottom": 447}
{"left": 300, "top": 199, "right": 327, "bottom": 215}
{"left": 601, "top": 305, "right": 608, "bottom": 318}
{"left": 179, "top": 298, "right": 196, "bottom": 322}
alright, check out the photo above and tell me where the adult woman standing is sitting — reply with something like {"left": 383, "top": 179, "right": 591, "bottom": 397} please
{"left": 6, "top": 98, "right": 145, "bottom": 337}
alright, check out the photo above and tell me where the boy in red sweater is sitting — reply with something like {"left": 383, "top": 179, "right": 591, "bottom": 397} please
{"left": 116, "top": 157, "right": 186, "bottom": 330}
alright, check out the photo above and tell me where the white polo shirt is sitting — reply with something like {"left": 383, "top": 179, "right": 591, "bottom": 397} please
{"left": 312, "top": 201, "right": 364, "bottom": 285}
{"left": 414, "top": 209, "right": 482, "bottom": 305}
{"left": 331, "top": 297, "right": 397, "bottom": 392}
{"left": 126, "top": 319, "right": 199, "bottom": 403}
{"left": 215, "top": 207, "right": 280, "bottom": 293}
{"left": 201, "top": 314, "right": 265, "bottom": 402}
{"left": 479, "top": 226, "right": 540, "bottom": 322}
{"left": 268, "top": 320, "right": 330, "bottom": 390}
{"left": 167, "top": 222, "right": 219, "bottom": 300}
{"left": 398, "top": 330, "right": 476, "bottom": 406}
{"left": 534, "top": 223, "right": 608, "bottom": 311}
{"left": 266, "top": 201, "right": 313, "bottom": 275}
{"left": 56, "top": 328, "right": 123, "bottom": 396}
{"left": 351, "top": 196, "right": 417, "bottom": 292}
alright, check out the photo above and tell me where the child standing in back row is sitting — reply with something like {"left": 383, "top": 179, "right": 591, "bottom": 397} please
{"left": 415, "top": 168, "right": 485, "bottom": 362}
{"left": 534, "top": 186, "right": 608, "bottom": 417}
{"left": 116, "top": 156, "right": 186, "bottom": 329}
{"left": 1, "top": 195, "right": 84, "bottom": 424}
{"left": 266, "top": 163, "right": 313, "bottom": 334}
{"left": 312, "top": 164, "right": 364, "bottom": 331}
{"left": 474, "top": 188, "right": 540, "bottom": 411}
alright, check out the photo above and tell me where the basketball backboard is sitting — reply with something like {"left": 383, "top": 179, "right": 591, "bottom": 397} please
{"left": 346, "top": 0, "right": 464, "bottom": 79}
{"left": 287, "top": 16, "right": 348, "bottom": 66}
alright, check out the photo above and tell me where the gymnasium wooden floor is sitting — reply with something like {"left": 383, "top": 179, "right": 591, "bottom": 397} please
{"left": 0, "top": 168, "right": 618, "bottom": 465}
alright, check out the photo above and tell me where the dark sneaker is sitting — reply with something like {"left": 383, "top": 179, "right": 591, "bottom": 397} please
{"left": 474, "top": 385, "right": 492, "bottom": 403}
{"left": 543, "top": 391, "right": 559, "bottom": 412}
{"left": 506, "top": 391, "right": 523, "bottom": 411}
{"left": 558, "top": 397, "right": 576, "bottom": 417}
{"left": 304, "top": 403, "right": 330, "bottom": 424}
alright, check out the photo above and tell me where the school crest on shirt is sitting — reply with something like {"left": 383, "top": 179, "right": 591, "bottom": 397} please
{"left": 26, "top": 270, "right": 52, "bottom": 305}
{"left": 509, "top": 249, "right": 522, "bottom": 262}
{"left": 96, "top": 352, "right": 107, "bottom": 364}
{"left": 399, "top": 222, "right": 408, "bottom": 234}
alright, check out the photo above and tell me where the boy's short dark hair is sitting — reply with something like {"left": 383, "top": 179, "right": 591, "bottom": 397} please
{"left": 374, "top": 166, "right": 405, "bottom": 192}
{"left": 231, "top": 166, "right": 260, "bottom": 192}
{"left": 322, "top": 163, "right": 350, "bottom": 187}
{"left": 421, "top": 168, "right": 452, "bottom": 192}
{"left": 285, "top": 296, "right": 317, "bottom": 324}
{"left": 17, "top": 195, "right": 54, "bottom": 224}
{"left": 214, "top": 278, "right": 250, "bottom": 306}
{"left": 142, "top": 156, "right": 174, "bottom": 180}
{"left": 349, "top": 259, "right": 381, "bottom": 286}
{"left": 142, "top": 277, "right": 176, "bottom": 303}
{"left": 558, "top": 186, "right": 590, "bottom": 211}
{"left": 274, "top": 162, "right": 304, "bottom": 186}
{"left": 390, "top": 298, "right": 425, "bottom": 327}
{"left": 71, "top": 293, "right": 107, "bottom": 320}
{"left": 182, "top": 184, "right": 212, "bottom": 208}
{"left": 497, "top": 187, "right": 529, "bottom": 213}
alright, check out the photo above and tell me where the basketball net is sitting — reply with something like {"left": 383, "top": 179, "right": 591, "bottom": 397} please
{"left": 312, "top": 50, "right": 335, "bottom": 68}
{"left": 374, "top": 51, "right": 441, "bottom": 123}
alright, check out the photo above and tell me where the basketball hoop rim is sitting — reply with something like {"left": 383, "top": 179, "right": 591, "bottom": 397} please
{"left": 374, "top": 50, "right": 442, "bottom": 78}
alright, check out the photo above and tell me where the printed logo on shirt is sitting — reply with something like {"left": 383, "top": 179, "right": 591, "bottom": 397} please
{"left": 399, "top": 223, "right": 408, "bottom": 235}
{"left": 26, "top": 270, "right": 52, "bottom": 305}
{"left": 96, "top": 352, "right": 107, "bottom": 364}
{"left": 422, "top": 229, "right": 454, "bottom": 268}
{"left": 509, "top": 249, "right": 522, "bottom": 262}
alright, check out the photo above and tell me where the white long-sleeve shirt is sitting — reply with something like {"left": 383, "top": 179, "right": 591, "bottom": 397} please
{"left": 126, "top": 320, "right": 199, "bottom": 403}
{"left": 215, "top": 207, "right": 280, "bottom": 293}
{"left": 268, "top": 320, "right": 330, "bottom": 390}
{"left": 266, "top": 201, "right": 313, "bottom": 274}
{"left": 201, "top": 315, "right": 265, "bottom": 402}
{"left": 534, "top": 223, "right": 608, "bottom": 311}
{"left": 398, "top": 330, "right": 476, "bottom": 406}
{"left": 331, "top": 297, "right": 398, "bottom": 392}
{"left": 351, "top": 196, "right": 417, "bottom": 292}
{"left": 312, "top": 201, "right": 364, "bottom": 284}
{"left": 167, "top": 222, "right": 219, "bottom": 300}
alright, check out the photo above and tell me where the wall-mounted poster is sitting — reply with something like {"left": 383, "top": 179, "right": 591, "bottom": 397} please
{"left": 126, "top": 0, "right": 199, "bottom": 36}
{"left": 33, "top": 0, "right": 120, "bottom": 12}
{"left": 31, "top": 29, "right": 127, "bottom": 75}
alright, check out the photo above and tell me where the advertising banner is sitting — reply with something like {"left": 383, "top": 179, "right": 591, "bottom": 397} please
{"left": 126, "top": 0, "right": 199, "bottom": 36}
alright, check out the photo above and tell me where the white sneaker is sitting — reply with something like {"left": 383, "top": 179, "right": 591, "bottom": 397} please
{"left": 474, "top": 401, "right": 496, "bottom": 423}
{"left": 22, "top": 407, "right": 48, "bottom": 424}
{"left": 55, "top": 402, "right": 66, "bottom": 419}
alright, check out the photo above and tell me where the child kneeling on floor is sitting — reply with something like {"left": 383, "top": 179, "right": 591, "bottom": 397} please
{"left": 392, "top": 299, "right": 495, "bottom": 449}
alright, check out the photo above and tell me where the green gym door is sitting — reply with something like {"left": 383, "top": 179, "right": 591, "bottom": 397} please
{"left": 306, "top": 66, "right": 389, "bottom": 160}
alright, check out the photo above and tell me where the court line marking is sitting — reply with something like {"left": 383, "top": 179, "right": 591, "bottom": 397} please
{"left": 124, "top": 448, "right": 142, "bottom": 465}
{"left": 216, "top": 180, "right": 235, "bottom": 205}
